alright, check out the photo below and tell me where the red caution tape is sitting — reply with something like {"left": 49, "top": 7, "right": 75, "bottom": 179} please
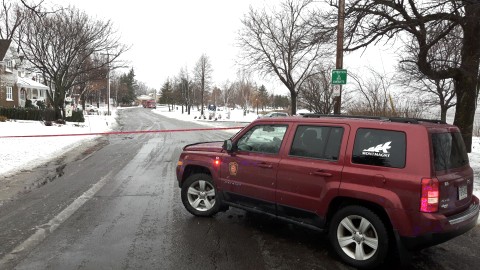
{"left": 0, "top": 126, "right": 245, "bottom": 139}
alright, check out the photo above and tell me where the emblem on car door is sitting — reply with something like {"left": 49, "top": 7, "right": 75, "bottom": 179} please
{"left": 229, "top": 162, "right": 238, "bottom": 176}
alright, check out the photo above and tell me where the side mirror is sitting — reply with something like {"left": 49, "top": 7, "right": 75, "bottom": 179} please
{"left": 223, "top": 139, "right": 234, "bottom": 152}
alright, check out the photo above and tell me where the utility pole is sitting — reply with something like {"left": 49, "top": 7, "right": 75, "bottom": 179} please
{"left": 100, "top": 52, "right": 111, "bottom": 115}
{"left": 333, "top": 0, "right": 345, "bottom": 114}
{"left": 107, "top": 54, "right": 110, "bottom": 115}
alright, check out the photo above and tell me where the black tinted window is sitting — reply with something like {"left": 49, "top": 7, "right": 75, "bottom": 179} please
{"left": 352, "top": 129, "right": 406, "bottom": 168}
{"left": 432, "top": 132, "right": 469, "bottom": 171}
{"left": 289, "top": 125, "right": 344, "bottom": 160}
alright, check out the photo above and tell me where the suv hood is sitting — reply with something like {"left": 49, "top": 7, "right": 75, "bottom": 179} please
{"left": 183, "top": 141, "right": 224, "bottom": 152}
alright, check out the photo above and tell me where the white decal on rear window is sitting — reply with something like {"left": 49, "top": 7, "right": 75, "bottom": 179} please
{"left": 362, "top": 141, "right": 392, "bottom": 157}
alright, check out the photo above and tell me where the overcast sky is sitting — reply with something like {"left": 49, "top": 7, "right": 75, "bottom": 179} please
{"left": 55, "top": 0, "right": 397, "bottom": 95}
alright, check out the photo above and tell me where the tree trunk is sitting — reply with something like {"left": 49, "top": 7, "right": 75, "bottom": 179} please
{"left": 453, "top": 78, "right": 477, "bottom": 153}
{"left": 201, "top": 91, "right": 204, "bottom": 116}
{"left": 440, "top": 105, "right": 447, "bottom": 123}
{"left": 290, "top": 90, "right": 297, "bottom": 115}
{"left": 453, "top": 2, "right": 480, "bottom": 152}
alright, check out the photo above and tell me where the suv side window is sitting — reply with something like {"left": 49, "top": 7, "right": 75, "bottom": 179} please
{"left": 352, "top": 128, "right": 406, "bottom": 168}
{"left": 236, "top": 124, "right": 288, "bottom": 154}
{"left": 289, "top": 125, "right": 344, "bottom": 160}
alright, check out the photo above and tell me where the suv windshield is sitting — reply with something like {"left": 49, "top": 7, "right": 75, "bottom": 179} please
{"left": 431, "top": 132, "right": 469, "bottom": 171}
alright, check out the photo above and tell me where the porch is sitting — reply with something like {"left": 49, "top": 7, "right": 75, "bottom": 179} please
{"left": 17, "top": 77, "right": 49, "bottom": 107}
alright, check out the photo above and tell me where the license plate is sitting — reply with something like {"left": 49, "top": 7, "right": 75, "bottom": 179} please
{"left": 458, "top": 185, "right": 467, "bottom": 200}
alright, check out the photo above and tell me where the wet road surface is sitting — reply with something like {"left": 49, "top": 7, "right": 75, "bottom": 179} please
{"left": 0, "top": 107, "right": 479, "bottom": 269}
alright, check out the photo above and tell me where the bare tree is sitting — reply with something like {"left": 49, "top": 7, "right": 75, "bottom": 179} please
{"left": 178, "top": 67, "right": 193, "bottom": 114}
{"left": 328, "top": 0, "right": 480, "bottom": 151}
{"left": 220, "top": 80, "right": 234, "bottom": 108}
{"left": 396, "top": 26, "right": 461, "bottom": 122}
{"left": 194, "top": 54, "right": 213, "bottom": 116}
{"left": 0, "top": 1, "right": 23, "bottom": 40}
{"left": 398, "top": 63, "right": 456, "bottom": 122}
{"left": 299, "top": 64, "right": 335, "bottom": 114}
{"left": 211, "top": 86, "right": 221, "bottom": 106}
{"left": 238, "top": 0, "right": 331, "bottom": 115}
{"left": 74, "top": 56, "right": 108, "bottom": 109}
{"left": 0, "top": 0, "right": 47, "bottom": 40}
{"left": 17, "top": 6, "right": 128, "bottom": 118}
{"left": 235, "top": 71, "right": 255, "bottom": 114}
{"left": 347, "top": 69, "right": 394, "bottom": 116}
{"left": 346, "top": 68, "right": 425, "bottom": 118}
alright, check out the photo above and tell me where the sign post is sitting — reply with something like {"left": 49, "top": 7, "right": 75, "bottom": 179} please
{"left": 334, "top": 0, "right": 346, "bottom": 115}
{"left": 65, "top": 97, "right": 73, "bottom": 118}
{"left": 332, "top": 69, "right": 347, "bottom": 114}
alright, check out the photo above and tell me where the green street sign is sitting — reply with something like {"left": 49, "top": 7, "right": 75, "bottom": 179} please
{"left": 331, "top": 69, "right": 347, "bottom": 85}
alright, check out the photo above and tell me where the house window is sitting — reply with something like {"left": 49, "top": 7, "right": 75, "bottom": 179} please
{"left": 39, "top": 90, "right": 44, "bottom": 98}
{"left": 6, "top": 60, "right": 13, "bottom": 69}
{"left": 6, "top": 86, "right": 13, "bottom": 100}
{"left": 32, "top": 89, "right": 38, "bottom": 99}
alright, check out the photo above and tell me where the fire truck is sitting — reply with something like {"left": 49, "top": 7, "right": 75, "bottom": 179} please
{"left": 142, "top": 99, "right": 156, "bottom": 109}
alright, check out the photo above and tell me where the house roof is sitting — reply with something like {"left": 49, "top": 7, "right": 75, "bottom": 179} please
{"left": 17, "top": 77, "right": 49, "bottom": 90}
{"left": 0, "top": 39, "right": 11, "bottom": 61}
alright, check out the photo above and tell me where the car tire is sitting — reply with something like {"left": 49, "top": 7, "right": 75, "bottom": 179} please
{"left": 329, "top": 205, "right": 389, "bottom": 269}
{"left": 181, "top": 173, "right": 221, "bottom": 217}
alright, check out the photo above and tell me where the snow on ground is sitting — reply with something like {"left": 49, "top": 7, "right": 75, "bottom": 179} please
{"left": 151, "top": 104, "right": 259, "bottom": 128}
{"left": 469, "top": 137, "right": 480, "bottom": 201}
{"left": 1, "top": 105, "right": 480, "bottom": 215}
{"left": 0, "top": 108, "right": 117, "bottom": 177}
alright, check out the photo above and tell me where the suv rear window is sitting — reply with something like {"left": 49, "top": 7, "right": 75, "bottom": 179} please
{"left": 352, "top": 129, "right": 406, "bottom": 168}
{"left": 431, "top": 132, "right": 469, "bottom": 171}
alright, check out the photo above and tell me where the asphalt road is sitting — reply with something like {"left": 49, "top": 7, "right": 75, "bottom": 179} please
{"left": 0, "top": 107, "right": 479, "bottom": 270}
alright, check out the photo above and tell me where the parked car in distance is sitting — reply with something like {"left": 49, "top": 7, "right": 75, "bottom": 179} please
{"left": 176, "top": 114, "right": 479, "bottom": 269}
{"left": 258, "top": 111, "right": 289, "bottom": 118}
{"left": 208, "top": 104, "right": 216, "bottom": 120}
{"left": 84, "top": 104, "right": 98, "bottom": 114}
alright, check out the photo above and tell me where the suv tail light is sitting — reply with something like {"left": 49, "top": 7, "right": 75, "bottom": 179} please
{"left": 420, "top": 178, "right": 439, "bottom": 213}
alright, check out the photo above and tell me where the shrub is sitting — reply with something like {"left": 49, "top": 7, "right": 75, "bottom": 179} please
{"left": 25, "top": 99, "right": 34, "bottom": 108}
{"left": 0, "top": 115, "right": 7, "bottom": 122}
{"left": 55, "top": 119, "right": 66, "bottom": 125}
{"left": 65, "top": 110, "right": 85, "bottom": 122}
{"left": 36, "top": 100, "right": 46, "bottom": 110}
{"left": 0, "top": 107, "right": 56, "bottom": 121}
{"left": 0, "top": 107, "right": 85, "bottom": 122}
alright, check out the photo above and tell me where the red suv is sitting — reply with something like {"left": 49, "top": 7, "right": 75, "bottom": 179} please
{"left": 176, "top": 115, "right": 479, "bottom": 268}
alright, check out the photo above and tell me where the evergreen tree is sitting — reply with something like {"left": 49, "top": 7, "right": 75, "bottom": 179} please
{"left": 258, "top": 85, "right": 269, "bottom": 110}
{"left": 118, "top": 68, "right": 136, "bottom": 105}
{"left": 160, "top": 79, "right": 174, "bottom": 111}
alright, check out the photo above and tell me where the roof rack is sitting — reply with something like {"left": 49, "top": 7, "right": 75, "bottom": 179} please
{"left": 301, "top": 114, "right": 446, "bottom": 124}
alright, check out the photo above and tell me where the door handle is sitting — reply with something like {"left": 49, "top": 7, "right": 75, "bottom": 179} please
{"left": 310, "top": 171, "right": 332, "bottom": 177}
{"left": 258, "top": 163, "right": 273, "bottom": 168}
